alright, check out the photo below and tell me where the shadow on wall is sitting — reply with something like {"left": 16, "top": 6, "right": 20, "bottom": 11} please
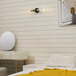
{"left": 26, "top": 56, "right": 35, "bottom": 64}
{"left": 72, "top": 15, "right": 76, "bottom": 24}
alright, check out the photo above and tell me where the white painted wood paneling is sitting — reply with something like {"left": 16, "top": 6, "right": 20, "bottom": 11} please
{"left": 0, "top": 0, "right": 76, "bottom": 64}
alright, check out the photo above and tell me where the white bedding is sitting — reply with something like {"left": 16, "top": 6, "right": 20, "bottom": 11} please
{"left": 8, "top": 68, "right": 42, "bottom": 76}
{"left": 9, "top": 54, "right": 76, "bottom": 76}
{"left": 46, "top": 54, "right": 76, "bottom": 67}
{"left": 8, "top": 67, "right": 76, "bottom": 76}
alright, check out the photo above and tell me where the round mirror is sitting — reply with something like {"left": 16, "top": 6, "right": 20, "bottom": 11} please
{"left": 0, "top": 31, "right": 15, "bottom": 50}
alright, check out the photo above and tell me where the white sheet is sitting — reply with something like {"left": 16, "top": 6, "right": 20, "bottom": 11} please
{"left": 8, "top": 67, "right": 76, "bottom": 76}
{"left": 8, "top": 68, "right": 43, "bottom": 76}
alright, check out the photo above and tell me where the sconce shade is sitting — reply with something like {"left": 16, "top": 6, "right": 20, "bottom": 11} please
{"left": 71, "top": 7, "right": 75, "bottom": 14}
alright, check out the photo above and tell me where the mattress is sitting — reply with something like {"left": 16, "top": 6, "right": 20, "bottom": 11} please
{"left": 8, "top": 67, "right": 76, "bottom": 76}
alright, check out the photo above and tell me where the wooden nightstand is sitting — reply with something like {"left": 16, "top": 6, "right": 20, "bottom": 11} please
{"left": 0, "top": 51, "right": 28, "bottom": 75}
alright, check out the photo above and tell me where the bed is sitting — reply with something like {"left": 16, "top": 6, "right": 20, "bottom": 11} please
{"left": 8, "top": 54, "right": 76, "bottom": 76}
{"left": 8, "top": 67, "right": 76, "bottom": 76}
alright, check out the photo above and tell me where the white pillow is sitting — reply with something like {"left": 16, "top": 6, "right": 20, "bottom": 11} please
{"left": 45, "top": 54, "right": 76, "bottom": 68}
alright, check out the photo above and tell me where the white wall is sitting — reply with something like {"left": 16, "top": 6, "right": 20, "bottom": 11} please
{"left": 0, "top": 0, "right": 76, "bottom": 64}
{"left": 67, "top": 0, "right": 76, "bottom": 8}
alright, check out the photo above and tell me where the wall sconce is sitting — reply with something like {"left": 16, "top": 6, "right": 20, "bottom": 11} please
{"left": 71, "top": 7, "right": 75, "bottom": 14}
{"left": 31, "top": 8, "right": 40, "bottom": 13}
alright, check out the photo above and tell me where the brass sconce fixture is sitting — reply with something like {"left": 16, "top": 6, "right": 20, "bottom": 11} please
{"left": 31, "top": 8, "right": 40, "bottom": 13}
{"left": 71, "top": 7, "right": 75, "bottom": 14}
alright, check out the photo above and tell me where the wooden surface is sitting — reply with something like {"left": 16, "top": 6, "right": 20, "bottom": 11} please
{"left": 0, "top": 60, "right": 24, "bottom": 75}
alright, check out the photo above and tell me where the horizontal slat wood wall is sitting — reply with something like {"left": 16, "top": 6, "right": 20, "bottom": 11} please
{"left": 0, "top": 0, "right": 76, "bottom": 64}
{"left": 66, "top": 0, "right": 76, "bottom": 8}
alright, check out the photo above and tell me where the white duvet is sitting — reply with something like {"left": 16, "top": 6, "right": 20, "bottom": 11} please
{"left": 8, "top": 54, "right": 76, "bottom": 76}
{"left": 8, "top": 66, "right": 76, "bottom": 76}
